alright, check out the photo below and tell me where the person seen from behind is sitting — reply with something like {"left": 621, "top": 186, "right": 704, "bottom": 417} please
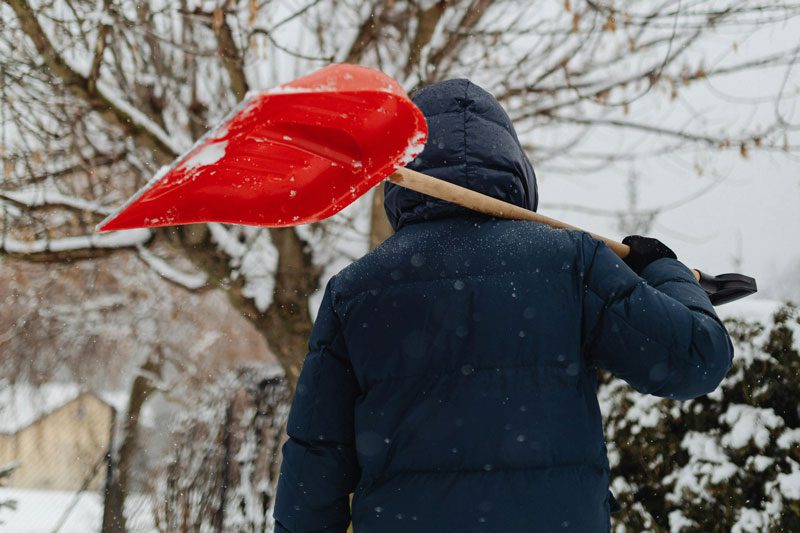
{"left": 273, "top": 78, "right": 734, "bottom": 532}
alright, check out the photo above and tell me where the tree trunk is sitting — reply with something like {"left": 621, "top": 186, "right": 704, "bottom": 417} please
{"left": 171, "top": 225, "right": 319, "bottom": 391}
{"left": 369, "top": 187, "right": 394, "bottom": 250}
{"left": 100, "top": 408, "right": 121, "bottom": 533}
{"left": 102, "top": 351, "right": 163, "bottom": 533}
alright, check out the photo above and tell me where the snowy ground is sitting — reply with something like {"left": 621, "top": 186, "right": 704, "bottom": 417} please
{"left": 0, "top": 488, "right": 154, "bottom": 533}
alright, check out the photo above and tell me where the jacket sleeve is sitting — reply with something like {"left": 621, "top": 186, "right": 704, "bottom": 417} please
{"left": 273, "top": 278, "right": 361, "bottom": 533}
{"left": 581, "top": 233, "right": 734, "bottom": 400}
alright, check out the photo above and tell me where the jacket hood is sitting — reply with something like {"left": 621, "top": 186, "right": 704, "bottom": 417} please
{"left": 384, "top": 79, "right": 538, "bottom": 231}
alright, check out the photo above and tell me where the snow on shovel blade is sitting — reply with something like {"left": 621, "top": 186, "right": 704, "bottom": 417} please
{"left": 97, "top": 64, "right": 428, "bottom": 232}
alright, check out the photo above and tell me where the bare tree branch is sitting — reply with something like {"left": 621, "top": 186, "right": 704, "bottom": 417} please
{"left": 6, "top": 0, "right": 177, "bottom": 163}
{"left": 212, "top": 7, "right": 249, "bottom": 102}
{"left": 403, "top": 0, "right": 448, "bottom": 78}
{"left": 344, "top": 0, "right": 392, "bottom": 64}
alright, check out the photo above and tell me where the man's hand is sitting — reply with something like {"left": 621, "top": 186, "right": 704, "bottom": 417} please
{"left": 621, "top": 235, "right": 677, "bottom": 274}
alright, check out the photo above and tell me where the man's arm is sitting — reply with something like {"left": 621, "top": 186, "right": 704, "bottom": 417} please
{"left": 273, "top": 278, "right": 361, "bottom": 532}
{"left": 581, "top": 233, "right": 734, "bottom": 400}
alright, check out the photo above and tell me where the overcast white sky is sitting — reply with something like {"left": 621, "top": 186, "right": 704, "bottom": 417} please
{"left": 540, "top": 146, "right": 800, "bottom": 300}
{"left": 532, "top": 13, "right": 800, "bottom": 303}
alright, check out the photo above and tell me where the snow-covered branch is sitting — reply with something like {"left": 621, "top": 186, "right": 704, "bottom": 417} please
{"left": 95, "top": 80, "right": 187, "bottom": 156}
{"left": 1, "top": 229, "right": 151, "bottom": 256}
{"left": 136, "top": 244, "right": 208, "bottom": 290}
{"left": 0, "top": 188, "right": 112, "bottom": 215}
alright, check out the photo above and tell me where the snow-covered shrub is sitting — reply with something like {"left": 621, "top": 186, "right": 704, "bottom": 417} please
{"left": 602, "top": 303, "right": 800, "bottom": 532}
{"left": 153, "top": 366, "right": 290, "bottom": 533}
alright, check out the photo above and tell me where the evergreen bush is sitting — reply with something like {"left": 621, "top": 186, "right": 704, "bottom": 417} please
{"left": 603, "top": 303, "right": 800, "bottom": 532}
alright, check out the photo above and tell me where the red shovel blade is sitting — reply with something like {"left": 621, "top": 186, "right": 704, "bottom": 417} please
{"left": 97, "top": 64, "right": 427, "bottom": 232}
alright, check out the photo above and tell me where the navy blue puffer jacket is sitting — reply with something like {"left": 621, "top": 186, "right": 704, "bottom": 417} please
{"left": 274, "top": 79, "right": 734, "bottom": 532}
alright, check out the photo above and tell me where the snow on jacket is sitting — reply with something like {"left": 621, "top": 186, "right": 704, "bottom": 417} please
{"left": 273, "top": 79, "right": 734, "bottom": 532}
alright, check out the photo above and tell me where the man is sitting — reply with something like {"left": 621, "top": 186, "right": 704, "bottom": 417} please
{"left": 273, "top": 79, "right": 733, "bottom": 532}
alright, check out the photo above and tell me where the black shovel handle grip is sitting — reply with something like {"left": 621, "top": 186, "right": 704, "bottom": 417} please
{"left": 696, "top": 271, "right": 758, "bottom": 306}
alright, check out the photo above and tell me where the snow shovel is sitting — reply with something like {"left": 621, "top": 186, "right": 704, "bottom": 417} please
{"left": 96, "top": 64, "right": 757, "bottom": 306}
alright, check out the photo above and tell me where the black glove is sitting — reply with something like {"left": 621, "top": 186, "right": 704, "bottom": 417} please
{"left": 621, "top": 235, "right": 677, "bottom": 274}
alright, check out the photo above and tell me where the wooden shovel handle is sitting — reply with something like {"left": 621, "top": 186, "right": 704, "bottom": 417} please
{"left": 388, "top": 167, "right": 701, "bottom": 281}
